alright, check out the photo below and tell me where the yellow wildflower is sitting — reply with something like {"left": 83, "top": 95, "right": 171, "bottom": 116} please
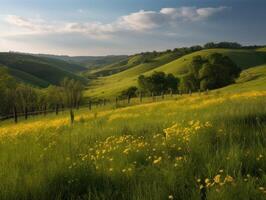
{"left": 168, "top": 195, "right": 174, "bottom": 200}
{"left": 224, "top": 175, "right": 234, "bottom": 183}
{"left": 214, "top": 175, "right": 221, "bottom": 183}
{"left": 153, "top": 157, "right": 162, "bottom": 164}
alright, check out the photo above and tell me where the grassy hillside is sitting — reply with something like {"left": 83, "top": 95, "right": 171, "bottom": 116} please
{"left": 86, "top": 48, "right": 266, "bottom": 98}
{"left": 86, "top": 51, "right": 183, "bottom": 97}
{"left": 0, "top": 90, "right": 265, "bottom": 199}
{"left": 36, "top": 54, "right": 128, "bottom": 68}
{"left": 218, "top": 64, "right": 266, "bottom": 92}
{"left": 87, "top": 52, "right": 179, "bottom": 77}
{"left": 0, "top": 53, "right": 88, "bottom": 87}
{"left": 5, "top": 66, "right": 50, "bottom": 87}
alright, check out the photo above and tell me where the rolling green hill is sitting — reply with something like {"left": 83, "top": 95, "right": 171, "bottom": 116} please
{"left": 86, "top": 48, "right": 266, "bottom": 98}
{"left": 0, "top": 53, "right": 88, "bottom": 87}
{"left": 88, "top": 51, "right": 181, "bottom": 77}
{"left": 218, "top": 64, "right": 266, "bottom": 92}
{"left": 36, "top": 54, "right": 128, "bottom": 68}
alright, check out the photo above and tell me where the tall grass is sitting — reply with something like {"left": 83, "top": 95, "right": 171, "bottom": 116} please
{"left": 0, "top": 91, "right": 265, "bottom": 200}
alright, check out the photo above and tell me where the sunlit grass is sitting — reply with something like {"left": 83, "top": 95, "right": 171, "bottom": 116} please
{"left": 0, "top": 90, "right": 266, "bottom": 199}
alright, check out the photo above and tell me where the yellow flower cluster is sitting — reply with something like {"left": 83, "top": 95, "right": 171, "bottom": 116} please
{"left": 0, "top": 118, "right": 69, "bottom": 137}
{"left": 163, "top": 120, "right": 212, "bottom": 142}
{"left": 73, "top": 120, "right": 212, "bottom": 175}
{"left": 197, "top": 171, "right": 235, "bottom": 191}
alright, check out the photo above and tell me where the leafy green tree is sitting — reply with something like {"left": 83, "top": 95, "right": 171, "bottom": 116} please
{"left": 0, "top": 68, "right": 17, "bottom": 120}
{"left": 16, "top": 84, "right": 38, "bottom": 119}
{"left": 199, "top": 53, "right": 241, "bottom": 90}
{"left": 45, "top": 85, "right": 64, "bottom": 114}
{"left": 180, "top": 53, "right": 241, "bottom": 92}
{"left": 60, "top": 77, "right": 84, "bottom": 124}
{"left": 179, "top": 73, "right": 198, "bottom": 92}
{"left": 138, "top": 72, "right": 179, "bottom": 95}
{"left": 166, "top": 73, "right": 179, "bottom": 92}
{"left": 120, "top": 86, "right": 138, "bottom": 98}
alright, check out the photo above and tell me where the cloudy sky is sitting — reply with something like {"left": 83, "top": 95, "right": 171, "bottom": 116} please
{"left": 0, "top": 0, "right": 265, "bottom": 56}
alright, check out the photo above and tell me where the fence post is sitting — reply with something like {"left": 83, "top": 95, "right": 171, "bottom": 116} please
{"left": 89, "top": 101, "right": 92, "bottom": 110}
{"left": 161, "top": 92, "right": 164, "bottom": 100}
{"left": 70, "top": 109, "right": 74, "bottom": 124}
{"left": 25, "top": 107, "right": 28, "bottom": 120}
{"left": 152, "top": 92, "right": 155, "bottom": 102}
{"left": 170, "top": 89, "right": 173, "bottom": 97}
{"left": 179, "top": 90, "right": 182, "bottom": 96}
{"left": 115, "top": 97, "right": 118, "bottom": 108}
{"left": 127, "top": 95, "right": 131, "bottom": 104}
{"left": 140, "top": 92, "right": 142, "bottom": 103}
{"left": 55, "top": 104, "right": 59, "bottom": 115}
{"left": 189, "top": 90, "right": 192, "bottom": 96}
{"left": 43, "top": 104, "right": 47, "bottom": 116}
{"left": 13, "top": 105, "right": 18, "bottom": 123}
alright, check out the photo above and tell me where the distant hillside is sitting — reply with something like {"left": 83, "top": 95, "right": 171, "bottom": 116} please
{"left": 0, "top": 53, "right": 87, "bottom": 87}
{"left": 35, "top": 54, "right": 128, "bottom": 68}
{"left": 87, "top": 51, "right": 181, "bottom": 77}
{"left": 86, "top": 48, "right": 266, "bottom": 98}
{"left": 153, "top": 48, "right": 266, "bottom": 76}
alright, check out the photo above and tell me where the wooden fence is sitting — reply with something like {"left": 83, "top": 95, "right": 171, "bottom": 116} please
{"left": 0, "top": 90, "right": 211, "bottom": 123}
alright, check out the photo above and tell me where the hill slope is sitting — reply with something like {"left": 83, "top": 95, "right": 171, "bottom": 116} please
{"left": 35, "top": 54, "right": 128, "bottom": 68}
{"left": 218, "top": 64, "right": 266, "bottom": 92}
{"left": 86, "top": 48, "right": 266, "bottom": 98}
{"left": 0, "top": 53, "right": 88, "bottom": 87}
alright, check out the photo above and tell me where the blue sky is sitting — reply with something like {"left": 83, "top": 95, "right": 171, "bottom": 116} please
{"left": 0, "top": 0, "right": 265, "bottom": 56}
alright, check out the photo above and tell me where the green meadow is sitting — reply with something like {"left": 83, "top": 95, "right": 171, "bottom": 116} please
{"left": 1, "top": 44, "right": 266, "bottom": 200}
{"left": 0, "top": 89, "right": 266, "bottom": 200}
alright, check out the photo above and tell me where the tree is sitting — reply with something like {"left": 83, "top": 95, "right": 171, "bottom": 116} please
{"left": 180, "top": 53, "right": 241, "bottom": 92}
{"left": 179, "top": 73, "right": 198, "bottom": 93}
{"left": 16, "top": 84, "right": 38, "bottom": 119}
{"left": 61, "top": 78, "right": 84, "bottom": 124}
{"left": 138, "top": 72, "right": 179, "bottom": 95}
{"left": 0, "top": 68, "right": 18, "bottom": 121}
{"left": 166, "top": 74, "right": 179, "bottom": 92}
{"left": 120, "top": 86, "right": 138, "bottom": 98}
{"left": 45, "top": 85, "right": 63, "bottom": 114}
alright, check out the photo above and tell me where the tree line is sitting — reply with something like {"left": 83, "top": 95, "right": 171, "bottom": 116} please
{"left": 0, "top": 68, "right": 84, "bottom": 123}
{"left": 137, "top": 41, "right": 266, "bottom": 59}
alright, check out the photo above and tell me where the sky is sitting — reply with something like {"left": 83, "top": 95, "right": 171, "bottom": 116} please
{"left": 0, "top": 0, "right": 265, "bottom": 56}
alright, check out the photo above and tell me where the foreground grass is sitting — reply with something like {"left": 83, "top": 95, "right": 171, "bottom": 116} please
{"left": 0, "top": 91, "right": 266, "bottom": 200}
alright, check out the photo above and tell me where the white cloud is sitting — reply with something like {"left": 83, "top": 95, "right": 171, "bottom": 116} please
{"left": 118, "top": 10, "right": 165, "bottom": 31}
{"left": 4, "top": 6, "right": 229, "bottom": 39}
{"left": 5, "top": 15, "right": 55, "bottom": 34}
{"left": 160, "top": 6, "right": 228, "bottom": 21}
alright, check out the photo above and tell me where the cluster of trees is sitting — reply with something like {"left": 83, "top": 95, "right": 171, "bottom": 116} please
{"left": 204, "top": 42, "right": 242, "bottom": 49}
{"left": 138, "top": 42, "right": 246, "bottom": 59}
{"left": 138, "top": 72, "right": 179, "bottom": 95}
{"left": 137, "top": 42, "right": 266, "bottom": 61}
{"left": 179, "top": 53, "right": 241, "bottom": 92}
{"left": 0, "top": 68, "right": 84, "bottom": 122}
{"left": 119, "top": 53, "right": 240, "bottom": 98}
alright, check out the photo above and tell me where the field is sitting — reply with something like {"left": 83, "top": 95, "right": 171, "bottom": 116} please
{"left": 1, "top": 89, "right": 266, "bottom": 200}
